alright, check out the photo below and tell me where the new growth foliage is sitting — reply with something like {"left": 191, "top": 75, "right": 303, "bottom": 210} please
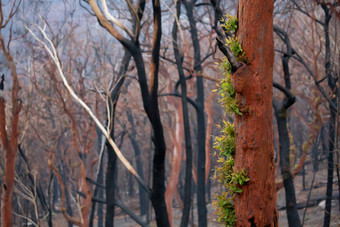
{"left": 212, "top": 15, "right": 249, "bottom": 226}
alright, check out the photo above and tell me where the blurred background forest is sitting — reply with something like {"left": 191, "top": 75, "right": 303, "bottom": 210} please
{"left": 0, "top": 0, "right": 339, "bottom": 226}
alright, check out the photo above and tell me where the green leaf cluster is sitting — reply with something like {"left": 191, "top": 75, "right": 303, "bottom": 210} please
{"left": 212, "top": 15, "right": 250, "bottom": 227}
{"left": 214, "top": 14, "right": 246, "bottom": 116}
{"left": 214, "top": 191, "right": 235, "bottom": 226}
{"left": 220, "top": 14, "right": 238, "bottom": 33}
{"left": 226, "top": 36, "right": 244, "bottom": 59}
{"left": 213, "top": 121, "right": 249, "bottom": 226}
{"left": 215, "top": 63, "right": 242, "bottom": 115}
{"left": 213, "top": 153, "right": 249, "bottom": 226}
{"left": 214, "top": 121, "right": 235, "bottom": 157}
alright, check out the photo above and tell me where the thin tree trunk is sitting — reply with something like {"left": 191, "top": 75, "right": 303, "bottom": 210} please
{"left": 105, "top": 51, "right": 131, "bottom": 227}
{"left": 172, "top": 2, "right": 194, "bottom": 226}
{"left": 131, "top": 28, "right": 169, "bottom": 227}
{"left": 272, "top": 30, "right": 301, "bottom": 225}
{"left": 322, "top": 4, "right": 337, "bottom": 227}
{"left": 183, "top": 1, "right": 207, "bottom": 225}
{"left": 126, "top": 110, "right": 148, "bottom": 216}
{"left": 275, "top": 115, "right": 301, "bottom": 227}
{"left": 1, "top": 152, "right": 16, "bottom": 227}
{"left": 0, "top": 28, "right": 22, "bottom": 227}
{"left": 146, "top": 1, "right": 169, "bottom": 223}
{"left": 105, "top": 140, "right": 117, "bottom": 227}
{"left": 89, "top": 132, "right": 105, "bottom": 227}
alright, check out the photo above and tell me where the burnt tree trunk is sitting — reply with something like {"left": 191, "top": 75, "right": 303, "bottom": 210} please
{"left": 126, "top": 110, "right": 148, "bottom": 216}
{"left": 87, "top": 0, "right": 170, "bottom": 225}
{"left": 322, "top": 4, "right": 337, "bottom": 227}
{"left": 89, "top": 131, "right": 105, "bottom": 227}
{"left": 105, "top": 52, "right": 131, "bottom": 227}
{"left": 105, "top": 140, "right": 118, "bottom": 227}
{"left": 274, "top": 95, "right": 300, "bottom": 227}
{"left": 97, "top": 159, "right": 104, "bottom": 227}
{"left": 129, "top": 0, "right": 169, "bottom": 225}
{"left": 172, "top": 2, "right": 194, "bottom": 226}
{"left": 233, "top": 1, "right": 278, "bottom": 226}
{"left": 273, "top": 26, "right": 301, "bottom": 226}
{"left": 183, "top": 1, "right": 207, "bottom": 226}
{"left": 148, "top": 1, "right": 169, "bottom": 223}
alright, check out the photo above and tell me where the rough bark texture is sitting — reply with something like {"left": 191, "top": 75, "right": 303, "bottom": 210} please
{"left": 233, "top": 1, "right": 278, "bottom": 226}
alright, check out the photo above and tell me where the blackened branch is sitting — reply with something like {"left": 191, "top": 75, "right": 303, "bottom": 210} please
{"left": 216, "top": 37, "right": 241, "bottom": 72}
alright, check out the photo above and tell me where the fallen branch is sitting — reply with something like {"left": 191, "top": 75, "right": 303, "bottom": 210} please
{"left": 278, "top": 192, "right": 339, "bottom": 211}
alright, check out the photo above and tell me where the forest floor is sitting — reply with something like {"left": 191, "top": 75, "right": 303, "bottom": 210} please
{"left": 276, "top": 160, "right": 340, "bottom": 227}
{"left": 113, "top": 159, "right": 340, "bottom": 226}
{"left": 46, "top": 159, "right": 340, "bottom": 226}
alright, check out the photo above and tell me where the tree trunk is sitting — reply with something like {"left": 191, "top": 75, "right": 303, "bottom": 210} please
{"left": 86, "top": 1, "right": 169, "bottom": 225}
{"left": 104, "top": 51, "right": 131, "bottom": 227}
{"left": 89, "top": 132, "right": 105, "bottom": 227}
{"left": 129, "top": 23, "right": 169, "bottom": 227}
{"left": 172, "top": 2, "right": 194, "bottom": 226}
{"left": 275, "top": 114, "right": 301, "bottom": 227}
{"left": 126, "top": 110, "right": 148, "bottom": 216}
{"left": 1, "top": 151, "right": 16, "bottom": 227}
{"left": 272, "top": 32, "right": 300, "bottom": 225}
{"left": 233, "top": 1, "right": 278, "bottom": 226}
{"left": 322, "top": 4, "right": 337, "bottom": 227}
{"left": 96, "top": 161, "right": 104, "bottom": 227}
{"left": 183, "top": 1, "right": 207, "bottom": 225}
{"left": 105, "top": 143, "right": 117, "bottom": 227}
{"left": 0, "top": 29, "right": 21, "bottom": 227}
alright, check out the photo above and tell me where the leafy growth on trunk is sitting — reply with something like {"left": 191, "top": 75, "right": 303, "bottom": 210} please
{"left": 215, "top": 62, "right": 241, "bottom": 115}
{"left": 214, "top": 15, "right": 246, "bottom": 116}
{"left": 213, "top": 15, "right": 249, "bottom": 226}
{"left": 221, "top": 14, "right": 238, "bottom": 33}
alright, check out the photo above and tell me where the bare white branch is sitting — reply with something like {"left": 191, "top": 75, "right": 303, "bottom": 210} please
{"left": 101, "top": 0, "right": 134, "bottom": 38}
{"left": 25, "top": 22, "right": 148, "bottom": 191}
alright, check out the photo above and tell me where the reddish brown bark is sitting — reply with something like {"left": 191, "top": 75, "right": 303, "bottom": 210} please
{"left": 48, "top": 153, "right": 83, "bottom": 226}
{"left": 232, "top": 1, "right": 278, "bottom": 226}
{"left": 0, "top": 9, "right": 22, "bottom": 224}
{"left": 165, "top": 97, "right": 183, "bottom": 226}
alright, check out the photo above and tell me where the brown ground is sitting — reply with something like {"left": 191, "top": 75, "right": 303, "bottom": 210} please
{"left": 41, "top": 159, "right": 340, "bottom": 227}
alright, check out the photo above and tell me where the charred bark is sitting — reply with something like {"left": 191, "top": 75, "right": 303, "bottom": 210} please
{"left": 105, "top": 141, "right": 118, "bottom": 227}
{"left": 273, "top": 94, "right": 300, "bottom": 227}
{"left": 172, "top": 2, "right": 194, "bottom": 226}
{"left": 322, "top": 4, "right": 337, "bottom": 227}
{"left": 105, "top": 51, "right": 131, "bottom": 227}
{"left": 183, "top": 1, "right": 207, "bottom": 225}
{"left": 87, "top": 0, "right": 172, "bottom": 225}
{"left": 126, "top": 110, "right": 148, "bottom": 216}
{"left": 89, "top": 132, "right": 105, "bottom": 227}
{"left": 273, "top": 26, "right": 301, "bottom": 226}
